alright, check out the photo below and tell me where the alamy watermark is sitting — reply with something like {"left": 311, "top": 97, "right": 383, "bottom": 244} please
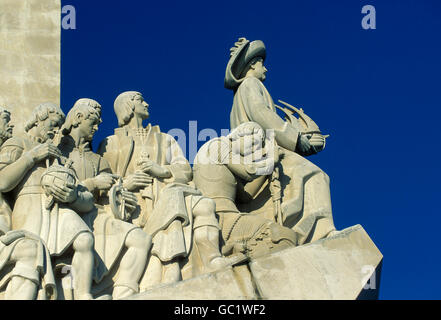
{"left": 361, "top": 5, "right": 376, "bottom": 30}
{"left": 62, "top": 5, "right": 76, "bottom": 30}
{"left": 361, "top": 265, "right": 377, "bottom": 290}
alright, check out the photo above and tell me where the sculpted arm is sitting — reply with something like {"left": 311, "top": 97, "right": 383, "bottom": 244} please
{"left": 162, "top": 135, "right": 192, "bottom": 183}
{"left": 0, "top": 141, "right": 63, "bottom": 192}
{"left": 240, "top": 78, "right": 301, "bottom": 152}
{"left": 97, "top": 137, "right": 118, "bottom": 174}
{"left": 0, "top": 146, "right": 35, "bottom": 192}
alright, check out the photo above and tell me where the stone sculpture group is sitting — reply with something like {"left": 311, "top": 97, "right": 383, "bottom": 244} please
{"left": 0, "top": 38, "right": 339, "bottom": 300}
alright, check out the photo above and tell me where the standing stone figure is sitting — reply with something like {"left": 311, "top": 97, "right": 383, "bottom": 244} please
{"left": 225, "top": 38, "right": 337, "bottom": 244}
{"left": 0, "top": 103, "right": 96, "bottom": 300}
{"left": 194, "top": 121, "right": 298, "bottom": 259}
{"left": 58, "top": 99, "right": 152, "bottom": 300}
{"left": 0, "top": 106, "right": 56, "bottom": 300}
{"left": 98, "top": 91, "right": 229, "bottom": 289}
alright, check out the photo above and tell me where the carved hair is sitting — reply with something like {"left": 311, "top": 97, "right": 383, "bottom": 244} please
{"left": 0, "top": 106, "right": 11, "bottom": 118}
{"left": 24, "top": 103, "right": 65, "bottom": 132}
{"left": 73, "top": 98, "right": 102, "bottom": 115}
{"left": 62, "top": 103, "right": 101, "bottom": 135}
{"left": 114, "top": 91, "right": 142, "bottom": 127}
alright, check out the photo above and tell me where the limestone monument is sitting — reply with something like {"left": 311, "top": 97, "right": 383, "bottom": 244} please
{"left": 0, "top": 0, "right": 61, "bottom": 133}
{"left": 0, "top": 0, "right": 382, "bottom": 300}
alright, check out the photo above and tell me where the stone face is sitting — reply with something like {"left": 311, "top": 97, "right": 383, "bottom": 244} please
{"left": 0, "top": 0, "right": 60, "bottom": 133}
{"left": 249, "top": 224, "right": 383, "bottom": 300}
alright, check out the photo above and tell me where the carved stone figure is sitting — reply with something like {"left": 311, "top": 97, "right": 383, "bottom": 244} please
{"left": 0, "top": 103, "right": 96, "bottom": 300}
{"left": 193, "top": 122, "right": 297, "bottom": 259}
{"left": 225, "top": 38, "right": 337, "bottom": 244}
{"left": 98, "top": 91, "right": 230, "bottom": 290}
{"left": 0, "top": 106, "right": 56, "bottom": 300}
{"left": 58, "top": 99, "right": 152, "bottom": 300}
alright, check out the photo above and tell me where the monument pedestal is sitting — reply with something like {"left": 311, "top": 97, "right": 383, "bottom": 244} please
{"left": 130, "top": 225, "right": 382, "bottom": 300}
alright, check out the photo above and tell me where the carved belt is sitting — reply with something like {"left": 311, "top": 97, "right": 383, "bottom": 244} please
{"left": 17, "top": 185, "right": 45, "bottom": 198}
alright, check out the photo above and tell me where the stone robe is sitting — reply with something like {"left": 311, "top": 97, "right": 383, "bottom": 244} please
{"left": 58, "top": 138, "right": 139, "bottom": 282}
{"left": 230, "top": 76, "right": 336, "bottom": 244}
{"left": 0, "top": 135, "right": 93, "bottom": 256}
{"left": 193, "top": 136, "right": 297, "bottom": 258}
{"left": 0, "top": 194, "right": 56, "bottom": 300}
{"left": 98, "top": 125, "right": 199, "bottom": 264}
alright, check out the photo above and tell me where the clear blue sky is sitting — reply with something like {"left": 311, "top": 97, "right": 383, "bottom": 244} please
{"left": 60, "top": 0, "right": 441, "bottom": 299}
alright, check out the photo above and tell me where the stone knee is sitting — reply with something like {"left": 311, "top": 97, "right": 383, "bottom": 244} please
{"left": 11, "top": 238, "right": 39, "bottom": 262}
{"left": 125, "top": 228, "right": 152, "bottom": 251}
{"left": 9, "top": 239, "right": 40, "bottom": 284}
{"left": 192, "top": 197, "right": 220, "bottom": 230}
{"left": 72, "top": 232, "right": 94, "bottom": 253}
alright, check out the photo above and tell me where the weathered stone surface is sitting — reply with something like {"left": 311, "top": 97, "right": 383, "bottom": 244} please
{"left": 0, "top": 0, "right": 60, "bottom": 133}
{"left": 249, "top": 224, "right": 382, "bottom": 300}
{"left": 129, "top": 224, "right": 382, "bottom": 300}
{"left": 130, "top": 266, "right": 255, "bottom": 300}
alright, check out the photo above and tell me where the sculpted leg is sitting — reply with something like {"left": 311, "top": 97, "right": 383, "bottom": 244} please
{"left": 139, "top": 255, "right": 163, "bottom": 292}
{"left": 297, "top": 170, "right": 335, "bottom": 244}
{"left": 112, "top": 229, "right": 151, "bottom": 300}
{"left": 192, "top": 198, "right": 229, "bottom": 272}
{"left": 5, "top": 239, "right": 39, "bottom": 300}
{"left": 162, "top": 260, "right": 181, "bottom": 284}
{"left": 71, "top": 232, "right": 94, "bottom": 300}
{"left": 275, "top": 151, "right": 335, "bottom": 244}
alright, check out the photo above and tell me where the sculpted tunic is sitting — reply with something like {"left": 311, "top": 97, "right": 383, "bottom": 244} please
{"left": 98, "top": 125, "right": 207, "bottom": 263}
{"left": 194, "top": 136, "right": 297, "bottom": 257}
{"left": 58, "top": 138, "right": 138, "bottom": 279}
{"left": 0, "top": 194, "right": 56, "bottom": 299}
{"left": 230, "top": 77, "right": 335, "bottom": 244}
{"left": 0, "top": 135, "right": 93, "bottom": 256}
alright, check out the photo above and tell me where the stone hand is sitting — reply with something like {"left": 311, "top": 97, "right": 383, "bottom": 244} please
{"left": 26, "top": 142, "right": 61, "bottom": 163}
{"left": 308, "top": 133, "right": 326, "bottom": 152}
{"left": 296, "top": 133, "right": 315, "bottom": 156}
{"left": 47, "top": 182, "right": 78, "bottom": 204}
{"left": 138, "top": 159, "right": 171, "bottom": 179}
{"left": 92, "top": 173, "right": 118, "bottom": 190}
{"left": 121, "top": 190, "right": 138, "bottom": 214}
{"left": 122, "top": 172, "right": 153, "bottom": 191}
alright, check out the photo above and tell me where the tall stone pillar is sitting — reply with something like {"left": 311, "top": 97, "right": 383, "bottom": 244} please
{"left": 0, "top": 0, "right": 61, "bottom": 132}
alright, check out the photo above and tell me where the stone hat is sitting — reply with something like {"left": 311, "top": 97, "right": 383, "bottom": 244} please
{"left": 224, "top": 38, "right": 266, "bottom": 90}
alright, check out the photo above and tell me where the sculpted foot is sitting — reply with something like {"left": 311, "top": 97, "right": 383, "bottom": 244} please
{"left": 75, "top": 293, "right": 94, "bottom": 300}
{"left": 113, "top": 286, "right": 136, "bottom": 300}
{"left": 208, "top": 254, "right": 247, "bottom": 271}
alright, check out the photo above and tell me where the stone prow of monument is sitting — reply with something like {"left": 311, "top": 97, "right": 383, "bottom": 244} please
{"left": 130, "top": 225, "right": 383, "bottom": 300}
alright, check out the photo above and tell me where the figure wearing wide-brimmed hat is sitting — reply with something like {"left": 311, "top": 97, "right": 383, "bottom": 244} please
{"left": 225, "top": 37, "right": 337, "bottom": 245}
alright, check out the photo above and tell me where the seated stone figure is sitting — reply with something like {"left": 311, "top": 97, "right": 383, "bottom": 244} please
{"left": 0, "top": 106, "right": 56, "bottom": 300}
{"left": 225, "top": 38, "right": 337, "bottom": 245}
{"left": 0, "top": 103, "right": 96, "bottom": 300}
{"left": 193, "top": 122, "right": 297, "bottom": 259}
{"left": 98, "top": 91, "right": 230, "bottom": 290}
{"left": 58, "top": 99, "right": 152, "bottom": 300}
